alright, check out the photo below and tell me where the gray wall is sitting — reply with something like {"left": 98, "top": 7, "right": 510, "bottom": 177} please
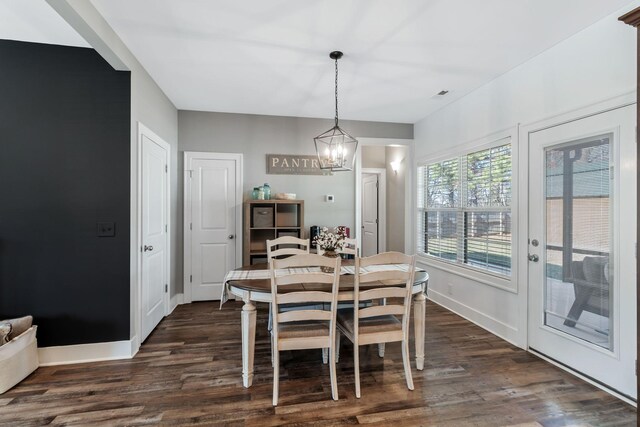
{"left": 362, "top": 146, "right": 386, "bottom": 169}
{"left": 178, "top": 111, "right": 413, "bottom": 292}
{"left": 361, "top": 145, "right": 408, "bottom": 252}
{"left": 385, "top": 146, "right": 407, "bottom": 252}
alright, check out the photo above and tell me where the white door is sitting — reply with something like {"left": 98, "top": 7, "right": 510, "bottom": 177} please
{"left": 141, "top": 132, "right": 169, "bottom": 342}
{"left": 528, "top": 105, "right": 636, "bottom": 399}
{"left": 185, "top": 153, "right": 241, "bottom": 301}
{"left": 362, "top": 173, "right": 379, "bottom": 257}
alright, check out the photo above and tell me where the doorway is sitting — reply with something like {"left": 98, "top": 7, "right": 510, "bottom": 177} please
{"left": 183, "top": 152, "right": 243, "bottom": 302}
{"left": 355, "top": 139, "right": 413, "bottom": 254}
{"left": 527, "top": 105, "right": 637, "bottom": 399}
{"left": 138, "top": 123, "right": 170, "bottom": 343}
{"left": 361, "top": 169, "right": 386, "bottom": 256}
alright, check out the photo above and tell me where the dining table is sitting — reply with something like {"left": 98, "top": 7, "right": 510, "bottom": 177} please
{"left": 222, "top": 260, "right": 429, "bottom": 388}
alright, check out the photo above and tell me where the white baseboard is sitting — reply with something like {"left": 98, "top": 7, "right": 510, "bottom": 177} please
{"left": 169, "top": 293, "right": 184, "bottom": 314}
{"left": 428, "top": 289, "right": 522, "bottom": 348}
{"left": 38, "top": 338, "right": 136, "bottom": 366}
{"left": 38, "top": 292, "right": 186, "bottom": 367}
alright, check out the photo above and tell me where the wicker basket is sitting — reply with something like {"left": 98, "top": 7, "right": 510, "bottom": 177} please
{"left": 0, "top": 326, "right": 38, "bottom": 394}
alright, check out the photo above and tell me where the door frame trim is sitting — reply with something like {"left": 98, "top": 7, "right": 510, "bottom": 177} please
{"left": 183, "top": 151, "right": 243, "bottom": 304}
{"left": 136, "top": 122, "right": 171, "bottom": 346}
{"left": 361, "top": 168, "right": 387, "bottom": 254}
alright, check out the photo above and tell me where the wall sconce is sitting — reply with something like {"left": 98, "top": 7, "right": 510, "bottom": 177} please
{"left": 390, "top": 160, "right": 401, "bottom": 175}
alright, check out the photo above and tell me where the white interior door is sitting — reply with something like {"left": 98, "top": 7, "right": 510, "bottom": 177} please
{"left": 140, "top": 131, "right": 169, "bottom": 342}
{"left": 185, "top": 153, "right": 241, "bottom": 301}
{"left": 362, "top": 173, "right": 379, "bottom": 256}
{"left": 527, "top": 104, "right": 636, "bottom": 399}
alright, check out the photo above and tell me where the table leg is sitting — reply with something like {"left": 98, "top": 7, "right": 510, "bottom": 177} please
{"left": 241, "top": 296, "right": 257, "bottom": 388}
{"left": 413, "top": 292, "right": 426, "bottom": 370}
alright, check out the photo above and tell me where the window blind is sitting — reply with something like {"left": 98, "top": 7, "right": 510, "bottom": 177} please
{"left": 417, "top": 141, "right": 512, "bottom": 276}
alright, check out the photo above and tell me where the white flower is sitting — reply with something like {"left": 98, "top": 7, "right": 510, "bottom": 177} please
{"left": 313, "top": 226, "right": 347, "bottom": 251}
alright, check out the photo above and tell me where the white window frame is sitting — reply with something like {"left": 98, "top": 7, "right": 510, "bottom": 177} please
{"left": 416, "top": 128, "right": 519, "bottom": 292}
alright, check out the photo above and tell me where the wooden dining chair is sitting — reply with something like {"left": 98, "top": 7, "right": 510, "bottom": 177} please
{"left": 336, "top": 251, "right": 416, "bottom": 398}
{"left": 270, "top": 253, "right": 341, "bottom": 406}
{"left": 266, "top": 236, "right": 310, "bottom": 331}
{"left": 266, "top": 236, "right": 310, "bottom": 260}
{"left": 338, "top": 238, "right": 358, "bottom": 257}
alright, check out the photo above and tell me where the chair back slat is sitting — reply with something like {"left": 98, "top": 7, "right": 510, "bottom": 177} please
{"left": 359, "top": 269, "right": 409, "bottom": 284}
{"left": 279, "top": 310, "right": 333, "bottom": 323}
{"left": 359, "top": 304, "right": 406, "bottom": 319}
{"left": 269, "top": 247, "right": 308, "bottom": 259}
{"left": 277, "top": 291, "right": 334, "bottom": 305}
{"left": 274, "top": 253, "right": 337, "bottom": 269}
{"left": 267, "top": 236, "right": 310, "bottom": 261}
{"left": 358, "top": 287, "right": 406, "bottom": 301}
{"left": 275, "top": 273, "right": 335, "bottom": 286}
{"left": 359, "top": 251, "right": 409, "bottom": 267}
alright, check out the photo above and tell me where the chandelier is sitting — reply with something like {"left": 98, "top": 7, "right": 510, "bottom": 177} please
{"left": 314, "top": 51, "right": 358, "bottom": 172}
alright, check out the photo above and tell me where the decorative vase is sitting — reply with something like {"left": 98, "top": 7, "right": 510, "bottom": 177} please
{"left": 321, "top": 250, "right": 339, "bottom": 272}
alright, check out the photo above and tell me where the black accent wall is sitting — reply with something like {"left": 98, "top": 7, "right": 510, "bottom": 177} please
{"left": 0, "top": 40, "right": 131, "bottom": 346}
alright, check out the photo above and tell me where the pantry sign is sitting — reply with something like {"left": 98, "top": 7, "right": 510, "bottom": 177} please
{"left": 266, "top": 154, "right": 327, "bottom": 175}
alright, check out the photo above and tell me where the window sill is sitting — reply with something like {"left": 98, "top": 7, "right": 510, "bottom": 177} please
{"left": 416, "top": 254, "right": 517, "bottom": 294}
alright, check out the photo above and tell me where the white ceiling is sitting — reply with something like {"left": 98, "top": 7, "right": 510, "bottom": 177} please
{"left": 88, "top": 0, "right": 634, "bottom": 123}
{"left": 3, "top": 1, "right": 634, "bottom": 123}
{"left": 0, "top": 0, "right": 89, "bottom": 48}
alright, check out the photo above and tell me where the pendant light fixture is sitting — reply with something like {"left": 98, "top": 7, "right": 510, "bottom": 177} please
{"left": 314, "top": 51, "right": 358, "bottom": 172}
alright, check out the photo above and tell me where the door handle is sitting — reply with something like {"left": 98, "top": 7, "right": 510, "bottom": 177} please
{"left": 528, "top": 254, "right": 539, "bottom": 262}
{"left": 228, "top": 234, "right": 235, "bottom": 240}
{"left": 144, "top": 245, "right": 154, "bottom": 252}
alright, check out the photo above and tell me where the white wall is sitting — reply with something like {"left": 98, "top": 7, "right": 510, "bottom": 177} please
{"left": 48, "top": 0, "right": 179, "bottom": 348}
{"left": 413, "top": 3, "right": 638, "bottom": 348}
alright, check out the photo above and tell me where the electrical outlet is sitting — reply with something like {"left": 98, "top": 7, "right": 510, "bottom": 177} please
{"left": 447, "top": 283, "right": 453, "bottom": 296}
{"left": 97, "top": 222, "right": 116, "bottom": 237}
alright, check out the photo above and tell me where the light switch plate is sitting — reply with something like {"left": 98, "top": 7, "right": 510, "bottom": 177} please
{"left": 97, "top": 222, "right": 116, "bottom": 237}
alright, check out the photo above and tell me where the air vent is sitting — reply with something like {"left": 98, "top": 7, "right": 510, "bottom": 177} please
{"left": 437, "top": 90, "right": 449, "bottom": 96}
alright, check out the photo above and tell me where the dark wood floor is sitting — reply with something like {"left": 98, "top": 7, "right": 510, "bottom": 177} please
{"left": 1, "top": 301, "right": 636, "bottom": 426}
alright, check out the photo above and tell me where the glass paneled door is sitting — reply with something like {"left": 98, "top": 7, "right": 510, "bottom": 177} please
{"left": 527, "top": 104, "right": 636, "bottom": 399}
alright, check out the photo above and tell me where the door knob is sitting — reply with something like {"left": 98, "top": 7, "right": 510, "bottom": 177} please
{"left": 528, "top": 254, "right": 539, "bottom": 262}
{"left": 228, "top": 234, "right": 234, "bottom": 239}
{"left": 144, "top": 245, "right": 154, "bottom": 252}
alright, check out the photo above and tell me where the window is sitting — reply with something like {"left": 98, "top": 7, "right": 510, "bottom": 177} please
{"left": 417, "top": 142, "right": 512, "bottom": 276}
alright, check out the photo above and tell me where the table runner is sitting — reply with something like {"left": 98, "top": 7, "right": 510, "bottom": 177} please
{"left": 220, "top": 264, "right": 424, "bottom": 307}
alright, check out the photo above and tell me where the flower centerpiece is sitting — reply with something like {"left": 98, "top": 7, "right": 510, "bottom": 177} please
{"left": 314, "top": 226, "right": 347, "bottom": 257}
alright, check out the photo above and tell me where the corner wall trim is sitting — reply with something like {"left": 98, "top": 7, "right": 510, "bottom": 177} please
{"left": 38, "top": 338, "right": 136, "bottom": 366}
{"left": 428, "top": 289, "right": 523, "bottom": 349}
{"left": 170, "top": 293, "right": 184, "bottom": 314}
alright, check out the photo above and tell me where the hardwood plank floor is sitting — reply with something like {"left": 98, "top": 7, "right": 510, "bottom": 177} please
{"left": 0, "top": 301, "right": 636, "bottom": 426}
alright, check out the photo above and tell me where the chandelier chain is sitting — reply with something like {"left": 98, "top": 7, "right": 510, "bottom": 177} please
{"left": 334, "top": 56, "right": 339, "bottom": 126}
